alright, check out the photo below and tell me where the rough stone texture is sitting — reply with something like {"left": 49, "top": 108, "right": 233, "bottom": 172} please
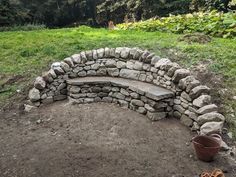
{"left": 85, "top": 51, "right": 93, "bottom": 60}
{"left": 64, "top": 57, "right": 74, "bottom": 67}
{"left": 105, "top": 59, "right": 117, "bottom": 67}
{"left": 41, "top": 96, "right": 53, "bottom": 104}
{"left": 167, "top": 63, "right": 180, "bottom": 77}
{"left": 42, "top": 72, "right": 54, "bottom": 83}
{"left": 80, "top": 52, "right": 87, "bottom": 62}
{"left": 118, "top": 100, "right": 129, "bottom": 108}
{"left": 133, "top": 61, "right": 143, "bottom": 70}
{"left": 117, "top": 61, "right": 126, "bottom": 69}
{"left": 61, "top": 62, "right": 71, "bottom": 72}
{"left": 97, "top": 68, "right": 107, "bottom": 76}
{"left": 193, "top": 95, "right": 211, "bottom": 108}
{"left": 102, "top": 97, "right": 113, "bottom": 103}
{"left": 191, "top": 122, "right": 200, "bottom": 131}
{"left": 29, "top": 47, "right": 226, "bottom": 134}
{"left": 184, "top": 110, "right": 197, "bottom": 121}
{"left": 34, "top": 77, "right": 46, "bottom": 90}
{"left": 119, "top": 69, "right": 140, "bottom": 80}
{"left": 178, "top": 76, "right": 200, "bottom": 92}
{"left": 120, "top": 47, "right": 130, "bottom": 59}
{"left": 104, "top": 47, "right": 110, "bottom": 57}
{"left": 71, "top": 54, "right": 81, "bottom": 64}
{"left": 70, "top": 86, "right": 81, "bottom": 94}
{"left": 107, "top": 68, "right": 119, "bottom": 77}
{"left": 54, "top": 67, "right": 65, "bottom": 75}
{"left": 129, "top": 48, "right": 138, "bottom": 59}
{"left": 130, "top": 92, "right": 139, "bottom": 99}
{"left": 58, "top": 83, "right": 66, "bottom": 90}
{"left": 131, "top": 99, "right": 144, "bottom": 107}
{"left": 200, "top": 121, "right": 224, "bottom": 135}
{"left": 109, "top": 48, "right": 116, "bottom": 58}
{"left": 48, "top": 69, "right": 57, "bottom": 79}
{"left": 197, "top": 104, "right": 218, "bottom": 114}
{"left": 115, "top": 47, "right": 123, "bottom": 58}
{"left": 197, "top": 112, "right": 225, "bottom": 126}
{"left": 180, "top": 115, "right": 193, "bottom": 127}
{"left": 172, "top": 69, "right": 190, "bottom": 83}
{"left": 173, "top": 111, "right": 182, "bottom": 119}
{"left": 147, "top": 112, "right": 166, "bottom": 121}
{"left": 145, "top": 104, "right": 155, "bottom": 112}
{"left": 189, "top": 85, "right": 210, "bottom": 99}
{"left": 173, "top": 105, "right": 185, "bottom": 114}
{"left": 151, "top": 56, "right": 161, "bottom": 66}
{"left": 126, "top": 61, "right": 134, "bottom": 69}
{"left": 139, "top": 51, "right": 150, "bottom": 62}
{"left": 180, "top": 92, "right": 191, "bottom": 102}
{"left": 137, "top": 107, "right": 147, "bottom": 114}
{"left": 24, "top": 104, "right": 37, "bottom": 112}
{"left": 155, "top": 58, "right": 171, "bottom": 69}
{"left": 97, "top": 48, "right": 105, "bottom": 58}
{"left": 91, "top": 63, "right": 100, "bottom": 70}
{"left": 144, "top": 53, "right": 155, "bottom": 63}
{"left": 29, "top": 88, "right": 41, "bottom": 102}
{"left": 120, "top": 88, "right": 129, "bottom": 96}
{"left": 87, "top": 70, "right": 96, "bottom": 76}
{"left": 78, "top": 71, "right": 86, "bottom": 77}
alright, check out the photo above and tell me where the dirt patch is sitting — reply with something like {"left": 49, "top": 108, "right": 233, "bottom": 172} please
{"left": 179, "top": 33, "right": 211, "bottom": 44}
{"left": 0, "top": 74, "right": 24, "bottom": 88}
{"left": 0, "top": 101, "right": 235, "bottom": 177}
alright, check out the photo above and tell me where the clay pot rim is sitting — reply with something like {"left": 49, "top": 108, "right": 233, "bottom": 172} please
{"left": 192, "top": 135, "right": 221, "bottom": 149}
{"left": 193, "top": 141, "right": 221, "bottom": 149}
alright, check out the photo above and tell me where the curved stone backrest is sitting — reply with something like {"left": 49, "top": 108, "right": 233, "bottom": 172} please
{"left": 28, "top": 47, "right": 225, "bottom": 135}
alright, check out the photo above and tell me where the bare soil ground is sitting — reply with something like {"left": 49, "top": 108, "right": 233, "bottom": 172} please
{"left": 0, "top": 101, "right": 235, "bottom": 177}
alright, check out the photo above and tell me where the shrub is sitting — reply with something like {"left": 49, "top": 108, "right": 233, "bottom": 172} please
{"left": 117, "top": 11, "right": 236, "bottom": 38}
{"left": 0, "top": 24, "right": 46, "bottom": 32}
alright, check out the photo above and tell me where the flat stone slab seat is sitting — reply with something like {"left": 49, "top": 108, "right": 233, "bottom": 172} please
{"left": 28, "top": 47, "right": 226, "bottom": 135}
{"left": 67, "top": 77, "right": 174, "bottom": 101}
{"left": 67, "top": 77, "right": 174, "bottom": 121}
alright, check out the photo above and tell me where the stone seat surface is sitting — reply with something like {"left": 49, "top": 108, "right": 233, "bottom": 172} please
{"left": 67, "top": 77, "right": 174, "bottom": 101}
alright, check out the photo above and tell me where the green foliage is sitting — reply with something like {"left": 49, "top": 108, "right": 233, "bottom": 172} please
{"left": 0, "top": 24, "right": 46, "bottom": 32}
{"left": 1, "top": 0, "right": 236, "bottom": 28}
{"left": 190, "top": 0, "right": 236, "bottom": 12}
{"left": 0, "top": 0, "right": 98, "bottom": 27}
{"left": 96, "top": 0, "right": 192, "bottom": 24}
{"left": 0, "top": 0, "right": 16, "bottom": 26}
{"left": 117, "top": 11, "right": 236, "bottom": 38}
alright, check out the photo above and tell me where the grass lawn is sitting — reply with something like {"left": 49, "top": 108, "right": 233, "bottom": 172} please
{"left": 0, "top": 26, "right": 236, "bottom": 138}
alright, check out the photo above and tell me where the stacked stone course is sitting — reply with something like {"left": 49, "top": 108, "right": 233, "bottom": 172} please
{"left": 28, "top": 47, "right": 225, "bottom": 135}
{"left": 67, "top": 81, "right": 172, "bottom": 121}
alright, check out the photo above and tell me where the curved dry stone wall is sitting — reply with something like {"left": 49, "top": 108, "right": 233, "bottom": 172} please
{"left": 28, "top": 47, "right": 225, "bottom": 135}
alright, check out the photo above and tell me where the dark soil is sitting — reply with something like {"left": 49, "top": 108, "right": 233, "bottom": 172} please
{"left": 0, "top": 101, "right": 235, "bottom": 177}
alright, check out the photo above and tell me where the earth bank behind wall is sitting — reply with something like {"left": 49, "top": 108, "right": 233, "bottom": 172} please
{"left": 28, "top": 47, "right": 225, "bottom": 135}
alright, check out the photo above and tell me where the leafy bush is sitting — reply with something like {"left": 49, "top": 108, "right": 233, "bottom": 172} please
{"left": 117, "top": 11, "right": 236, "bottom": 38}
{"left": 0, "top": 24, "right": 46, "bottom": 32}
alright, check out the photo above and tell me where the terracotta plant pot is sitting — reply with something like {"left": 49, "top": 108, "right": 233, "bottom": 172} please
{"left": 192, "top": 134, "right": 221, "bottom": 162}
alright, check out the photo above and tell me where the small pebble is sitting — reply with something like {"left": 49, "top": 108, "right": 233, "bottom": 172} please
{"left": 36, "top": 119, "right": 42, "bottom": 124}
{"left": 227, "top": 132, "right": 233, "bottom": 139}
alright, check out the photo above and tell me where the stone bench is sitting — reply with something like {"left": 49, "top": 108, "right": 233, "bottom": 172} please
{"left": 67, "top": 77, "right": 174, "bottom": 121}
{"left": 28, "top": 47, "right": 226, "bottom": 135}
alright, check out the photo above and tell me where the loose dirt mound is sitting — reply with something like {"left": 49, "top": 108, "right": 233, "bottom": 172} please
{"left": 179, "top": 33, "right": 211, "bottom": 44}
{"left": 0, "top": 101, "right": 235, "bottom": 177}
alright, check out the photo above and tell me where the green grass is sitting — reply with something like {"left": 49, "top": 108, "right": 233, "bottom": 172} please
{"left": 0, "top": 26, "right": 236, "bottom": 138}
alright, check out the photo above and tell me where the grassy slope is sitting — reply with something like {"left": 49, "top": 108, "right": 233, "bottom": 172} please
{"left": 0, "top": 26, "right": 236, "bottom": 136}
